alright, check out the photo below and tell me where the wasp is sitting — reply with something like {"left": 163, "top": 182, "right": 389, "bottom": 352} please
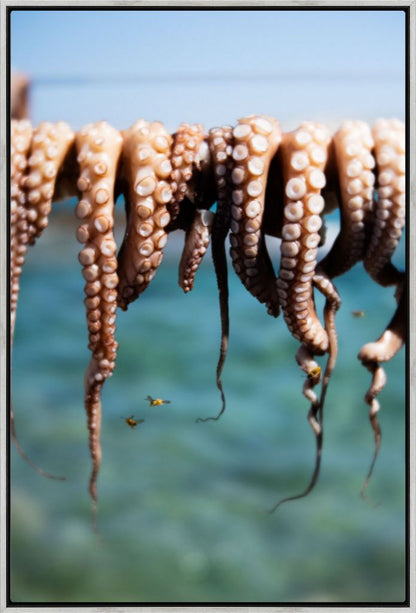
{"left": 307, "top": 365, "right": 321, "bottom": 382}
{"left": 146, "top": 395, "right": 171, "bottom": 407}
{"left": 122, "top": 415, "right": 145, "bottom": 429}
{"left": 352, "top": 310, "right": 365, "bottom": 318}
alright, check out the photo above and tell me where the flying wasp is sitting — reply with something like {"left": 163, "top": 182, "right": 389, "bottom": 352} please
{"left": 146, "top": 395, "right": 171, "bottom": 407}
{"left": 122, "top": 415, "right": 145, "bottom": 429}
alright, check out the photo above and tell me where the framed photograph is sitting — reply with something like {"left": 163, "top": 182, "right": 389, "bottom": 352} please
{"left": 2, "top": 2, "right": 412, "bottom": 610}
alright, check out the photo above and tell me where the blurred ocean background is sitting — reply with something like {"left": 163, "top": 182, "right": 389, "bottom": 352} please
{"left": 10, "top": 8, "right": 406, "bottom": 604}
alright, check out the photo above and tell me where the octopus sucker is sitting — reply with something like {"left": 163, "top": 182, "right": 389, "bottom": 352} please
{"left": 229, "top": 115, "right": 282, "bottom": 316}
{"left": 358, "top": 279, "right": 406, "bottom": 500}
{"left": 117, "top": 120, "right": 173, "bottom": 310}
{"left": 197, "top": 125, "right": 234, "bottom": 423}
{"left": 168, "top": 122, "right": 206, "bottom": 224}
{"left": 178, "top": 208, "right": 214, "bottom": 292}
{"left": 75, "top": 121, "right": 123, "bottom": 506}
{"left": 319, "top": 120, "right": 376, "bottom": 278}
{"left": 11, "top": 119, "right": 66, "bottom": 481}
{"left": 272, "top": 122, "right": 340, "bottom": 510}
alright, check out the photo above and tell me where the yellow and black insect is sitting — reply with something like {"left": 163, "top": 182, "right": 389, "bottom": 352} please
{"left": 307, "top": 365, "right": 321, "bottom": 383}
{"left": 352, "top": 310, "right": 365, "bottom": 318}
{"left": 122, "top": 415, "right": 145, "bottom": 429}
{"left": 146, "top": 395, "right": 171, "bottom": 407}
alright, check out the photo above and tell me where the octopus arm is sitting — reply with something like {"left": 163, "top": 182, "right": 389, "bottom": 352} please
{"left": 117, "top": 120, "right": 173, "bottom": 310}
{"left": 278, "top": 122, "right": 331, "bottom": 370}
{"left": 10, "top": 120, "right": 65, "bottom": 480}
{"left": 358, "top": 279, "right": 406, "bottom": 498}
{"left": 196, "top": 125, "right": 233, "bottom": 423}
{"left": 11, "top": 119, "right": 33, "bottom": 339}
{"left": 319, "top": 120, "right": 376, "bottom": 278}
{"left": 10, "top": 119, "right": 68, "bottom": 481}
{"left": 169, "top": 123, "right": 206, "bottom": 223}
{"left": 178, "top": 209, "right": 214, "bottom": 293}
{"left": 229, "top": 116, "right": 282, "bottom": 316}
{"left": 23, "top": 121, "right": 75, "bottom": 245}
{"left": 75, "top": 121, "right": 123, "bottom": 506}
{"left": 271, "top": 122, "right": 340, "bottom": 510}
{"left": 363, "top": 119, "right": 405, "bottom": 287}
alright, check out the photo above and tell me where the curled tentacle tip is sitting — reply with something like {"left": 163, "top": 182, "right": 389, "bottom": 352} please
{"left": 195, "top": 415, "right": 219, "bottom": 424}
{"left": 266, "top": 504, "right": 281, "bottom": 515}
{"left": 360, "top": 488, "right": 380, "bottom": 509}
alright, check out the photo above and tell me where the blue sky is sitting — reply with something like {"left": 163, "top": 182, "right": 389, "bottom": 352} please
{"left": 11, "top": 9, "right": 406, "bottom": 132}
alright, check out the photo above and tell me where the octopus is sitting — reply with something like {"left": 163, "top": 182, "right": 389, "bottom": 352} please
{"left": 9, "top": 115, "right": 406, "bottom": 519}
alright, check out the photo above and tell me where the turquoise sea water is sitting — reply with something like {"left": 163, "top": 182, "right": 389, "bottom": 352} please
{"left": 11, "top": 202, "right": 406, "bottom": 604}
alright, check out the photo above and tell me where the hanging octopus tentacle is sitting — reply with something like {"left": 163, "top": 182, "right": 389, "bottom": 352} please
{"left": 358, "top": 279, "right": 405, "bottom": 500}
{"left": 11, "top": 119, "right": 33, "bottom": 339}
{"left": 313, "top": 121, "right": 376, "bottom": 432}
{"left": 229, "top": 116, "right": 282, "bottom": 316}
{"left": 271, "top": 122, "right": 339, "bottom": 510}
{"left": 363, "top": 119, "right": 405, "bottom": 287}
{"left": 117, "top": 120, "right": 173, "bottom": 310}
{"left": 178, "top": 209, "right": 214, "bottom": 292}
{"left": 319, "top": 120, "right": 376, "bottom": 277}
{"left": 312, "top": 270, "right": 341, "bottom": 414}
{"left": 10, "top": 119, "right": 67, "bottom": 481}
{"left": 23, "top": 121, "right": 75, "bottom": 246}
{"left": 196, "top": 125, "right": 234, "bottom": 423}
{"left": 358, "top": 119, "right": 405, "bottom": 495}
{"left": 75, "top": 121, "right": 123, "bottom": 508}
{"left": 168, "top": 123, "right": 206, "bottom": 225}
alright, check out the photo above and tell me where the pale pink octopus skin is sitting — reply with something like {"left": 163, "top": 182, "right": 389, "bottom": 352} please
{"left": 75, "top": 121, "right": 123, "bottom": 504}
{"left": 229, "top": 115, "right": 282, "bottom": 317}
{"left": 9, "top": 116, "right": 405, "bottom": 512}
{"left": 117, "top": 120, "right": 173, "bottom": 311}
{"left": 179, "top": 209, "right": 214, "bottom": 292}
